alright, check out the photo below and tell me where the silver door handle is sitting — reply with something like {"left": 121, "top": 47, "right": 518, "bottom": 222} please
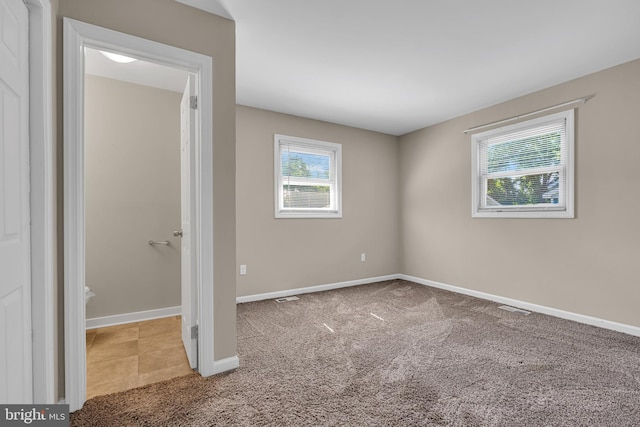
{"left": 173, "top": 230, "right": 183, "bottom": 237}
{"left": 148, "top": 240, "right": 171, "bottom": 245}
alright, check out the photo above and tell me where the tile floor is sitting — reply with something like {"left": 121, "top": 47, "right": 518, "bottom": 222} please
{"left": 85, "top": 316, "right": 193, "bottom": 399}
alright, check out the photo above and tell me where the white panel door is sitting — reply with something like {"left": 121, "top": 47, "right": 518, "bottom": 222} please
{"left": 0, "top": 0, "right": 32, "bottom": 403}
{"left": 180, "top": 76, "right": 198, "bottom": 369}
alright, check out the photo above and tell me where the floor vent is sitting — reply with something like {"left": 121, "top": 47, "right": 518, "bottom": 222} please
{"left": 275, "top": 296, "right": 299, "bottom": 303}
{"left": 498, "top": 305, "right": 531, "bottom": 315}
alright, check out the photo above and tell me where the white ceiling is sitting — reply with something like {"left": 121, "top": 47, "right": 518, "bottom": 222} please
{"left": 217, "top": 0, "right": 640, "bottom": 135}
{"left": 96, "top": 1, "right": 640, "bottom": 136}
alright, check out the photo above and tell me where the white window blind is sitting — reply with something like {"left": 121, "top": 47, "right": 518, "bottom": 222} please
{"left": 274, "top": 135, "right": 342, "bottom": 218}
{"left": 471, "top": 110, "right": 574, "bottom": 218}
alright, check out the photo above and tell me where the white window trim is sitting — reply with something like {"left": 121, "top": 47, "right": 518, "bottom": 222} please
{"left": 471, "top": 110, "right": 575, "bottom": 219}
{"left": 274, "top": 134, "right": 342, "bottom": 218}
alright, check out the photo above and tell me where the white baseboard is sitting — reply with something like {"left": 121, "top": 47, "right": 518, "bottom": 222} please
{"left": 210, "top": 355, "right": 239, "bottom": 375}
{"left": 400, "top": 274, "right": 640, "bottom": 338}
{"left": 236, "top": 274, "right": 400, "bottom": 304}
{"left": 86, "top": 306, "right": 181, "bottom": 330}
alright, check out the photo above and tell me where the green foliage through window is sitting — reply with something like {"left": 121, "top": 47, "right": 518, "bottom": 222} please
{"left": 485, "top": 131, "right": 561, "bottom": 206}
{"left": 281, "top": 152, "right": 330, "bottom": 179}
{"left": 472, "top": 110, "right": 573, "bottom": 217}
{"left": 282, "top": 156, "right": 310, "bottom": 177}
{"left": 487, "top": 173, "right": 559, "bottom": 206}
{"left": 276, "top": 135, "right": 342, "bottom": 217}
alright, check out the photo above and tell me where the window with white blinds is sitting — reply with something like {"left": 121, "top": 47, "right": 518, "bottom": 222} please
{"left": 274, "top": 134, "right": 342, "bottom": 218}
{"left": 471, "top": 110, "right": 574, "bottom": 218}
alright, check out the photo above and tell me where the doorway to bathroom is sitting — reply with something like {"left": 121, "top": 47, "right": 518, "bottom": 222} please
{"left": 64, "top": 18, "right": 215, "bottom": 412}
{"left": 83, "top": 47, "right": 191, "bottom": 399}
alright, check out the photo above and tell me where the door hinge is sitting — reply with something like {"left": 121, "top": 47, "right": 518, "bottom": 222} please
{"left": 190, "top": 95, "right": 198, "bottom": 110}
{"left": 191, "top": 324, "right": 198, "bottom": 339}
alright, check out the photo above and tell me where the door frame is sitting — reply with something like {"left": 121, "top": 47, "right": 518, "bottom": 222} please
{"left": 63, "top": 18, "right": 215, "bottom": 411}
{"left": 24, "top": 0, "right": 55, "bottom": 404}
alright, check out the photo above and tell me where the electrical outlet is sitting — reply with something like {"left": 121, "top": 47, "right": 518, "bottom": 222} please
{"left": 361, "top": 253, "right": 366, "bottom": 262}
{"left": 239, "top": 264, "right": 247, "bottom": 275}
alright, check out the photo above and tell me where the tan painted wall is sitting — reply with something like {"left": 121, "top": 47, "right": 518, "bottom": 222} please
{"left": 84, "top": 75, "right": 181, "bottom": 319}
{"left": 399, "top": 59, "right": 640, "bottom": 327}
{"left": 55, "top": 0, "right": 236, "bottom": 398}
{"left": 236, "top": 106, "right": 400, "bottom": 296}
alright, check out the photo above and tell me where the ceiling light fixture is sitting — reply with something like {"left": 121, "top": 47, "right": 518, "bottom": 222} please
{"left": 100, "top": 51, "right": 138, "bottom": 64}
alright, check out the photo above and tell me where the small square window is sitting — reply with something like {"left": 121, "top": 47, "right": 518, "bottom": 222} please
{"left": 274, "top": 134, "right": 342, "bottom": 218}
{"left": 471, "top": 110, "right": 574, "bottom": 218}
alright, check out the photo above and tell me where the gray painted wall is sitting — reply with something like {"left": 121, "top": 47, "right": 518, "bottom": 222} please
{"left": 85, "top": 75, "right": 181, "bottom": 319}
{"left": 399, "top": 58, "right": 640, "bottom": 328}
{"left": 236, "top": 106, "right": 401, "bottom": 297}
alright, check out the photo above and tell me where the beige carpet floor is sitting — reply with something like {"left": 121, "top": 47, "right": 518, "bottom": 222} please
{"left": 71, "top": 280, "right": 640, "bottom": 426}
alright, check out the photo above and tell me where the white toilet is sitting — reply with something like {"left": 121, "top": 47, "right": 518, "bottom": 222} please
{"left": 85, "top": 286, "right": 95, "bottom": 304}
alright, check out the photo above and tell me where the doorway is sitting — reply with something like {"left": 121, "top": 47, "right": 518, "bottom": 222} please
{"left": 83, "top": 47, "right": 191, "bottom": 398}
{"left": 64, "top": 18, "right": 215, "bottom": 411}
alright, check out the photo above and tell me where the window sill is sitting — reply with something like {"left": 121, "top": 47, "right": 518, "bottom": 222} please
{"left": 275, "top": 211, "right": 342, "bottom": 219}
{"left": 472, "top": 209, "right": 574, "bottom": 219}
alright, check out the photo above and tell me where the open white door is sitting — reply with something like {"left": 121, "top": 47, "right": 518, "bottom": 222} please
{"left": 180, "top": 75, "right": 198, "bottom": 369}
{"left": 0, "top": 0, "right": 32, "bottom": 403}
